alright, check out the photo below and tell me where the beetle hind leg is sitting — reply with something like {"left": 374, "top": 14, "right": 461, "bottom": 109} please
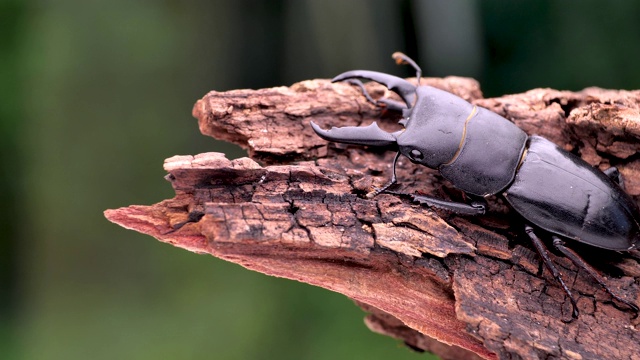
{"left": 552, "top": 236, "right": 639, "bottom": 313}
{"left": 525, "top": 225, "right": 580, "bottom": 321}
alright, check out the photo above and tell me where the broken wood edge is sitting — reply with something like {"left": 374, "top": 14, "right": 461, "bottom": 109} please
{"left": 105, "top": 150, "right": 496, "bottom": 359}
{"left": 104, "top": 200, "right": 495, "bottom": 360}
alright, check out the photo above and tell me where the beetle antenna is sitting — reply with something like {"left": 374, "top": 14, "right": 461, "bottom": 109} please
{"left": 392, "top": 52, "right": 422, "bottom": 86}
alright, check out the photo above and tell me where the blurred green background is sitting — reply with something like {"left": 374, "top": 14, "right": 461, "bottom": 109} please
{"left": 2, "top": 1, "right": 640, "bottom": 359}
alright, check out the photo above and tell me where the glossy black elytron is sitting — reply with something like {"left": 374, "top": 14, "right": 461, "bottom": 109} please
{"left": 311, "top": 52, "right": 640, "bottom": 320}
{"left": 504, "top": 136, "right": 640, "bottom": 251}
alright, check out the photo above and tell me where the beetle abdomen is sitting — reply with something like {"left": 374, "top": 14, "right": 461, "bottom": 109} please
{"left": 504, "top": 136, "right": 640, "bottom": 250}
{"left": 439, "top": 107, "right": 528, "bottom": 196}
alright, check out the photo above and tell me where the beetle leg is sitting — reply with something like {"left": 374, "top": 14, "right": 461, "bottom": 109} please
{"left": 386, "top": 191, "right": 486, "bottom": 215}
{"left": 376, "top": 98, "right": 409, "bottom": 112}
{"left": 525, "top": 226, "right": 580, "bottom": 321}
{"left": 346, "top": 79, "right": 407, "bottom": 112}
{"left": 411, "top": 195, "right": 486, "bottom": 215}
{"left": 332, "top": 70, "right": 416, "bottom": 107}
{"left": 552, "top": 236, "right": 639, "bottom": 313}
{"left": 346, "top": 79, "right": 377, "bottom": 104}
{"left": 603, "top": 166, "right": 625, "bottom": 190}
{"left": 468, "top": 195, "right": 488, "bottom": 212}
{"left": 366, "top": 151, "right": 401, "bottom": 198}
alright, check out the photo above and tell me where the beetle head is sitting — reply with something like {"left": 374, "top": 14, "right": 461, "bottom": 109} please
{"left": 311, "top": 82, "right": 435, "bottom": 170}
{"left": 311, "top": 53, "right": 438, "bottom": 169}
{"left": 311, "top": 70, "right": 417, "bottom": 150}
{"left": 395, "top": 129, "right": 431, "bottom": 166}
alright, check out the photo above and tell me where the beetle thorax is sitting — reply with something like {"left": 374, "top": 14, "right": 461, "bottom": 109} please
{"left": 397, "top": 86, "right": 476, "bottom": 169}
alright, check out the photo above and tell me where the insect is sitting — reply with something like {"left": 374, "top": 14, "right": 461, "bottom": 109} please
{"left": 311, "top": 52, "right": 640, "bottom": 320}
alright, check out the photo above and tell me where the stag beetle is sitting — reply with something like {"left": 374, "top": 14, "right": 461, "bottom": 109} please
{"left": 311, "top": 52, "right": 640, "bottom": 320}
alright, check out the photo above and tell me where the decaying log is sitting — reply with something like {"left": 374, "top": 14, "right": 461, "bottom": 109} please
{"left": 105, "top": 77, "right": 640, "bottom": 360}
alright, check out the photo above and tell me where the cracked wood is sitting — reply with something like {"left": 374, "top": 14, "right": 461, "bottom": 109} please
{"left": 106, "top": 78, "right": 640, "bottom": 360}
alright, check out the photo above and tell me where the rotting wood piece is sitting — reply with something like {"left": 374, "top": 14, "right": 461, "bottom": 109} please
{"left": 106, "top": 78, "right": 640, "bottom": 360}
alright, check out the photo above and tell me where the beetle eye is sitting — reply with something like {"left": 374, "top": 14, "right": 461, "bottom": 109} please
{"left": 410, "top": 149, "right": 423, "bottom": 160}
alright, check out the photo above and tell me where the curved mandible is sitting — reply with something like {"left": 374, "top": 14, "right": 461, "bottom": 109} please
{"left": 332, "top": 70, "right": 416, "bottom": 107}
{"left": 310, "top": 121, "right": 399, "bottom": 148}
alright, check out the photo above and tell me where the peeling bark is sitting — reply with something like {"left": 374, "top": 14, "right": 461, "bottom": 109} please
{"left": 105, "top": 78, "right": 640, "bottom": 360}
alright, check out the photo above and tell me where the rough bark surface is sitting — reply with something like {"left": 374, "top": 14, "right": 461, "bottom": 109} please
{"left": 105, "top": 78, "right": 640, "bottom": 360}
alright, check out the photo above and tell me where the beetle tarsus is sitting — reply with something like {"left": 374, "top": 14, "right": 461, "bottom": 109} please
{"left": 366, "top": 152, "right": 401, "bottom": 198}
{"left": 366, "top": 183, "right": 395, "bottom": 199}
{"left": 525, "top": 226, "right": 580, "bottom": 321}
{"left": 552, "top": 236, "right": 639, "bottom": 314}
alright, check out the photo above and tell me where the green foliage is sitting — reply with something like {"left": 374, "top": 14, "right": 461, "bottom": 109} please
{"left": 3, "top": 1, "right": 640, "bottom": 359}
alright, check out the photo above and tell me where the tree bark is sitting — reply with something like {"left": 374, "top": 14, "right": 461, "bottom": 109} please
{"left": 105, "top": 78, "right": 640, "bottom": 360}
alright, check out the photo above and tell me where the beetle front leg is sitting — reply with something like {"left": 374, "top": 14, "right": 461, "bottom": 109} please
{"left": 552, "top": 236, "right": 639, "bottom": 314}
{"left": 367, "top": 152, "right": 401, "bottom": 198}
{"left": 525, "top": 226, "right": 579, "bottom": 321}
{"left": 386, "top": 191, "right": 486, "bottom": 215}
{"left": 346, "top": 79, "right": 408, "bottom": 112}
{"left": 409, "top": 194, "right": 486, "bottom": 215}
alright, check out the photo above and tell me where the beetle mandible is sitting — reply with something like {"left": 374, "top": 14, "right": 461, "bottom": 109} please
{"left": 311, "top": 52, "right": 640, "bottom": 320}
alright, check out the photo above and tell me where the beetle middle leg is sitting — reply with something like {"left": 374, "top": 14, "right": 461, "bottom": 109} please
{"left": 552, "top": 236, "right": 639, "bottom": 313}
{"left": 525, "top": 225, "right": 580, "bottom": 321}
